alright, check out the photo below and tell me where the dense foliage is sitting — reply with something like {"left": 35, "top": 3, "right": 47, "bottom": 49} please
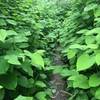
{"left": 0, "top": 0, "right": 100, "bottom": 100}
{"left": 60, "top": 0, "right": 100, "bottom": 100}
{"left": 0, "top": 0, "right": 55, "bottom": 100}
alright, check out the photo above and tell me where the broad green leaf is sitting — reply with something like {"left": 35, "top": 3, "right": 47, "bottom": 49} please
{"left": 40, "top": 74, "right": 47, "bottom": 79}
{"left": 95, "top": 53, "right": 100, "bottom": 65}
{"left": 0, "top": 29, "right": 7, "bottom": 42}
{"left": 0, "top": 19, "right": 6, "bottom": 26}
{"left": 68, "top": 74, "right": 89, "bottom": 89}
{"left": 67, "top": 49, "right": 77, "bottom": 59}
{"left": 5, "top": 55, "right": 21, "bottom": 65}
{"left": 89, "top": 74, "right": 100, "bottom": 87}
{"left": 24, "top": 50, "right": 44, "bottom": 69}
{"left": 14, "top": 95, "right": 33, "bottom": 100}
{"left": 7, "top": 30, "right": 18, "bottom": 36}
{"left": 35, "top": 92, "right": 47, "bottom": 100}
{"left": 18, "top": 76, "right": 34, "bottom": 88}
{"left": 0, "top": 73, "right": 17, "bottom": 90}
{"left": 14, "top": 35, "right": 28, "bottom": 43}
{"left": 60, "top": 69, "right": 79, "bottom": 77}
{"left": 31, "top": 52, "right": 44, "bottom": 69}
{"left": 6, "top": 19, "right": 17, "bottom": 25}
{"left": 35, "top": 81, "right": 46, "bottom": 88}
{"left": 24, "top": 50, "right": 32, "bottom": 57}
{"left": 20, "top": 61, "right": 33, "bottom": 76}
{"left": 95, "top": 88, "right": 100, "bottom": 100}
{"left": 77, "top": 54, "right": 95, "bottom": 71}
{"left": 0, "top": 58, "right": 9, "bottom": 74}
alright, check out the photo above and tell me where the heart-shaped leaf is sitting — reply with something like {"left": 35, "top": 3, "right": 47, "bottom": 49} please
{"left": 77, "top": 54, "right": 95, "bottom": 71}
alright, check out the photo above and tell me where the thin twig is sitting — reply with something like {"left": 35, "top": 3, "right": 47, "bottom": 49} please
{"left": 60, "top": 90, "right": 73, "bottom": 96}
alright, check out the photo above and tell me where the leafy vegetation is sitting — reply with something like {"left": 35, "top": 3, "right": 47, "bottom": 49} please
{"left": 0, "top": 0, "right": 100, "bottom": 100}
{"left": 60, "top": 0, "right": 100, "bottom": 100}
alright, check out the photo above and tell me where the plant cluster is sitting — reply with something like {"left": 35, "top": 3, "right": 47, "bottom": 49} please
{"left": 0, "top": 0, "right": 58, "bottom": 99}
{"left": 0, "top": 0, "right": 100, "bottom": 100}
{"left": 59, "top": 0, "right": 100, "bottom": 99}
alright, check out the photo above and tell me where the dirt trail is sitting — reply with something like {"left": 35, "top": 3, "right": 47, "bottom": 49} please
{"left": 51, "top": 51, "right": 66, "bottom": 100}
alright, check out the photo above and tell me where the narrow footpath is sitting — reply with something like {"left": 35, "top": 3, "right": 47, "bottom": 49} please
{"left": 51, "top": 48, "right": 66, "bottom": 100}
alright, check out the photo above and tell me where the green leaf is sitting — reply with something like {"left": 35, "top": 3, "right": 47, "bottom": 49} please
{"left": 18, "top": 76, "right": 34, "bottom": 88}
{"left": 24, "top": 50, "right": 44, "bottom": 69}
{"left": 95, "top": 88, "right": 100, "bottom": 100}
{"left": 7, "top": 30, "right": 18, "bottom": 36}
{"left": 5, "top": 55, "right": 21, "bottom": 65}
{"left": 86, "top": 28, "right": 100, "bottom": 35}
{"left": 84, "top": 3, "right": 98, "bottom": 12}
{"left": 14, "top": 95, "right": 33, "bottom": 100}
{"left": 76, "top": 29, "right": 88, "bottom": 34}
{"left": 0, "top": 73, "right": 17, "bottom": 90}
{"left": 0, "top": 19, "right": 6, "bottom": 26}
{"left": 35, "top": 92, "right": 47, "bottom": 100}
{"left": 20, "top": 61, "right": 33, "bottom": 76}
{"left": 60, "top": 69, "right": 79, "bottom": 77}
{"left": 0, "top": 58, "right": 9, "bottom": 74}
{"left": 31, "top": 52, "right": 44, "bottom": 69}
{"left": 75, "top": 93, "right": 88, "bottom": 100}
{"left": 0, "top": 29, "right": 7, "bottom": 42}
{"left": 36, "top": 50, "right": 45, "bottom": 56}
{"left": 24, "top": 50, "right": 32, "bottom": 58}
{"left": 67, "top": 49, "right": 77, "bottom": 59}
{"left": 94, "top": 6, "right": 100, "bottom": 17}
{"left": 89, "top": 74, "right": 100, "bottom": 87}
{"left": 85, "top": 36, "right": 95, "bottom": 44}
{"left": 35, "top": 81, "right": 46, "bottom": 88}
{"left": 14, "top": 35, "right": 28, "bottom": 43}
{"left": 87, "top": 44, "right": 98, "bottom": 49}
{"left": 95, "top": 53, "right": 100, "bottom": 65}
{"left": 69, "top": 44, "right": 87, "bottom": 50}
{"left": 68, "top": 74, "right": 89, "bottom": 89}
{"left": 6, "top": 19, "right": 17, "bottom": 25}
{"left": 77, "top": 54, "right": 95, "bottom": 71}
